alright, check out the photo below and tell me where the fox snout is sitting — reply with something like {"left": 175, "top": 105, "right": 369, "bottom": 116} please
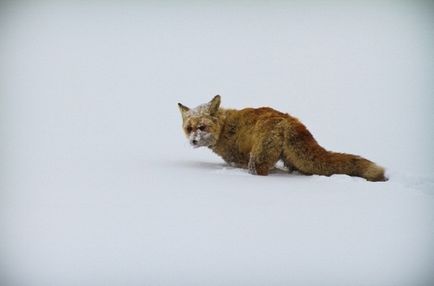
{"left": 189, "top": 130, "right": 212, "bottom": 148}
{"left": 190, "top": 138, "right": 199, "bottom": 147}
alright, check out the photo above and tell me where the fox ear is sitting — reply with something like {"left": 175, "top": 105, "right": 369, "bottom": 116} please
{"left": 208, "top": 95, "right": 221, "bottom": 115}
{"left": 178, "top": 103, "right": 190, "bottom": 120}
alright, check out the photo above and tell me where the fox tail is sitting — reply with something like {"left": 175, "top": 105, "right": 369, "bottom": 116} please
{"left": 282, "top": 119, "right": 387, "bottom": 182}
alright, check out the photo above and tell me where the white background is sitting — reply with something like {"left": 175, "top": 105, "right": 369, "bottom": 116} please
{"left": 1, "top": 1, "right": 433, "bottom": 285}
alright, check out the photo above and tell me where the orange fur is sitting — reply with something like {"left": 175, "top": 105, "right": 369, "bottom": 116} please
{"left": 178, "top": 95, "right": 387, "bottom": 182}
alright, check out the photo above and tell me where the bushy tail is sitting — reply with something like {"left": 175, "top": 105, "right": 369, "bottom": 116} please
{"left": 282, "top": 119, "right": 387, "bottom": 182}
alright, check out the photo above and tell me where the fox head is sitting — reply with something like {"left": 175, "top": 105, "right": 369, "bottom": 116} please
{"left": 178, "top": 95, "right": 222, "bottom": 148}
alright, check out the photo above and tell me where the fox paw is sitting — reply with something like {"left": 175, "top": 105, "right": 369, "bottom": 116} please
{"left": 248, "top": 155, "right": 270, "bottom": 176}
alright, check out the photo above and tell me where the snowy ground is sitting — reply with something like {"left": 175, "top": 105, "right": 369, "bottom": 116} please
{"left": 1, "top": 1, "right": 433, "bottom": 286}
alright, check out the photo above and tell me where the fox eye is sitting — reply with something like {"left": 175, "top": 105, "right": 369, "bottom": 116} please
{"left": 186, "top": 126, "right": 192, "bottom": 133}
{"left": 198, "top": 125, "right": 206, "bottom": 131}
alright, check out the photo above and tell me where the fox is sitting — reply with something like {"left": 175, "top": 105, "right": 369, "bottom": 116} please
{"left": 178, "top": 95, "right": 387, "bottom": 182}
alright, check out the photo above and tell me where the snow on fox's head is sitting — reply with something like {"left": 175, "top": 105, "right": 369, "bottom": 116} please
{"left": 178, "top": 95, "right": 222, "bottom": 148}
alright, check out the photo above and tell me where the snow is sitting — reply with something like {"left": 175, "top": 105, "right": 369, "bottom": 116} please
{"left": 186, "top": 102, "right": 213, "bottom": 117}
{"left": 1, "top": 1, "right": 433, "bottom": 286}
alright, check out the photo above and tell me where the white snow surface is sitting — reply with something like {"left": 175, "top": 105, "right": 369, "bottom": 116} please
{"left": 1, "top": 2, "right": 433, "bottom": 286}
{"left": 186, "top": 102, "right": 213, "bottom": 117}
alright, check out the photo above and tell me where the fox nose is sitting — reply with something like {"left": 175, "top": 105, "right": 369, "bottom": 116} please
{"left": 191, "top": 139, "right": 198, "bottom": 145}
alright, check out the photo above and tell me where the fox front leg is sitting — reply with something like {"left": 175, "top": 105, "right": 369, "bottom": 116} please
{"left": 248, "top": 154, "right": 258, "bottom": 175}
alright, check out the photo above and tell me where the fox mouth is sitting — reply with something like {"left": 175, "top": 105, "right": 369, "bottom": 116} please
{"left": 190, "top": 140, "right": 208, "bottom": 148}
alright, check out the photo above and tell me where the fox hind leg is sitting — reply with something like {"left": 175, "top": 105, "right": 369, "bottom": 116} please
{"left": 283, "top": 160, "right": 295, "bottom": 173}
{"left": 248, "top": 129, "right": 283, "bottom": 176}
{"left": 248, "top": 153, "right": 281, "bottom": 176}
{"left": 282, "top": 157, "right": 313, "bottom": 175}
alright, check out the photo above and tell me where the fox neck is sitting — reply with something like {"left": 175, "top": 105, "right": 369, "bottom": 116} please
{"left": 204, "top": 108, "right": 225, "bottom": 149}
{"left": 208, "top": 108, "right": 234, "bottom": 152}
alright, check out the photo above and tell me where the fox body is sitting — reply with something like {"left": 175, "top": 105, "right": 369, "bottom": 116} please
{"left": 178, "top": 95, "right": 387, "bottom": 182}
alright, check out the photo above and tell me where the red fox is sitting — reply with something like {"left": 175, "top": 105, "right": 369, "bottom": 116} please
{"left": 178, "top": 95, "right": 387, "bottom": 182}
